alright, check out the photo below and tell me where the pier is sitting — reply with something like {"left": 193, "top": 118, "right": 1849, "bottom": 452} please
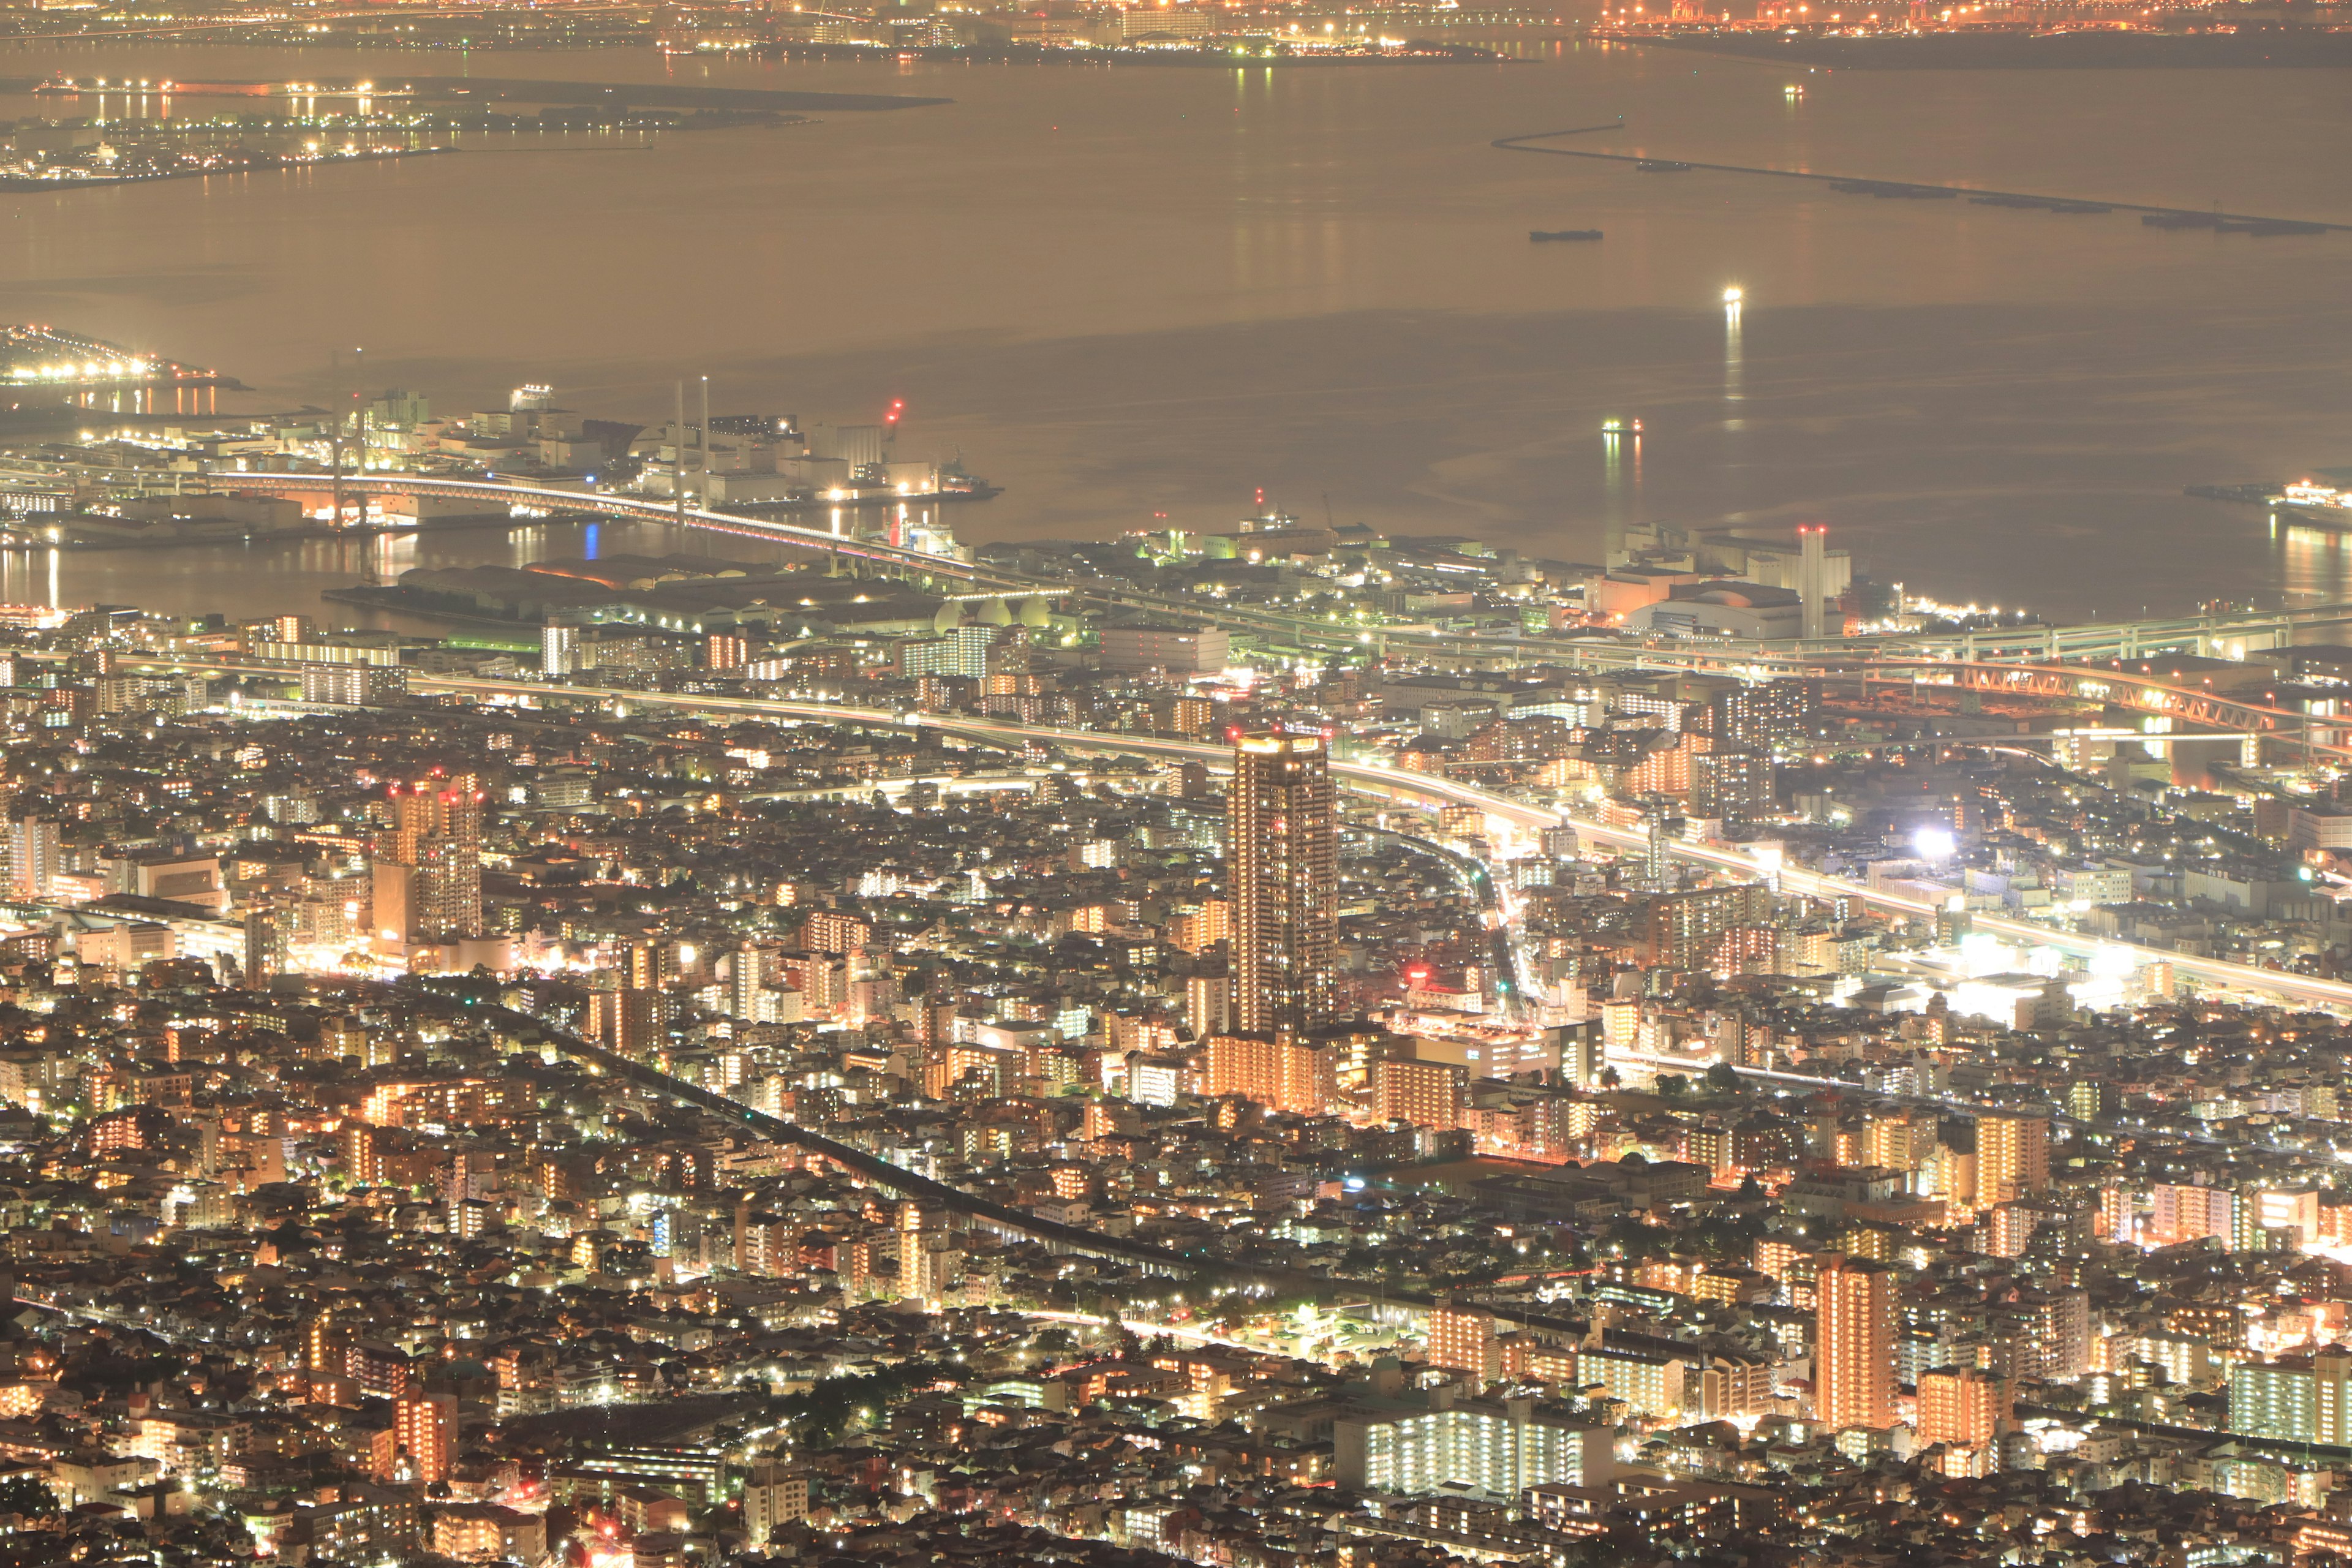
{"left": 1492, "top": 127, "right": 2351, "bottom": 234}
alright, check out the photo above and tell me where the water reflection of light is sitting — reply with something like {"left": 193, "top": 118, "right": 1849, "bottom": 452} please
{"left": 1724, "top": 287, "right": 1744, "bottom": 415}
{"left": 2276, "top": 519, "right": 2352, "bottom": 606}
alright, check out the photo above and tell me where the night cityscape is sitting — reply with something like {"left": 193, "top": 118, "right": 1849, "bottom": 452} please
{"left": 0, "top": 0, "right": 2347, "bottom": 1565}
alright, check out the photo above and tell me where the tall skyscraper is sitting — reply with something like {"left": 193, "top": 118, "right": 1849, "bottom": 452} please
{"left": 373, "top": 777, "right": 484, "bottom": 944}
{"left": 6, "top": 818, "right": 61, "bottom": 903}
{"left": 541, "top": 623, "right": 578, "bottom": 677}
{"left": 1227, "top": 733, "right": 1336, "bottom": 1036}
{"left": 1976, "top": 1110, "right": 2049, "bottom": 1208}
{"left": 1816, "top": 1253, "right": 1896, "bottom": 1431}
{"left": 244, "top": 902, "right": 287, "bottom": 988}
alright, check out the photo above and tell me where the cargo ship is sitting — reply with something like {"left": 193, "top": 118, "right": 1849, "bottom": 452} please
{"left": 1531, "top": 228, "right": 1604, "bottom": 241}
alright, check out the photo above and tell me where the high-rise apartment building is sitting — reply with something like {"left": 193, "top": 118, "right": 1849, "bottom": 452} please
{"left": 372, "top": 778, "right": 483, "bottom": 944}
{"left": 340, "top": 1119, "right": 380, "bottom": 1187}
{"left": 6, "top": 818, "right": 61, "bottom": 903}
{"left": 1691, "top": 746, "right": 1774, "bottom": 823}
{"left": 390, "top": 1390, "right": 457, "bottom": 1485}
{"left": 1374, "top": 1057, "right": 1468, "bottom": 1131}
{"left": 1816, "top": 1253, "right": 1897, "bottom": 1431}
{"left": 1335, "top": 1396, "right": 1613, "bottom": 1500}
{"left": 741, "top": 1461, "right": 810, "bottom": 1544}
{"left": 1917, "top": 1365, "right": 2005, "bottom": 1447}
{"left": 898, "top": 1200, "right": 960, "bottom": 1303}
{"left": 1428, "top": 1301, "right": 1502, "bottom": 1382}
{"left": 799, "top": 910, "right": 873, "bottom": 957}
{"left": 590, "top": 985, "right": 673, "bottom": 1060}
{"left": 2230, "top": 1351, "right": 2352, "bottom": 1444}
{"left": 1204, "top": 1031, "right": 1336, "bottom": 1115}
{"left": 1709, "top": 679, "right": 1818, "bottom": 750}
{"left": 1975, "top": 1111, "right": 2049, "bottom": 1208}
{"left": 2149, "top": 1182, "right": 2234, "bottom": 1246}
{"left": 1642, "top": 883, "right": 1774, "bottom": 969}
{"left": 1228, "top": 734, "right": 1336, "bottom": 1035}
{"left": 541, "top": 623, "right": 577, "bottom": 676}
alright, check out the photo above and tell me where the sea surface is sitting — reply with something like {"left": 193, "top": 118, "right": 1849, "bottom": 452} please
{"left": 3, "top": 37, "right": 2350, "bottom": 627}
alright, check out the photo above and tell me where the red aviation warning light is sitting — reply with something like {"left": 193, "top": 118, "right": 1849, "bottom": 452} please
{"left": 885, "top": 399, "right": 903, "bottom": 426}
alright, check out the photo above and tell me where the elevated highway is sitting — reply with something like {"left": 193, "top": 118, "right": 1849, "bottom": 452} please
{"left": 34, "top": 465, "right": 2352, "bottom": 675}
{"left": 202, "top": 471, "right": 1035, "bottom": 592}
{"left": 180, "top": 470, "right": 2352, "bottom": 669}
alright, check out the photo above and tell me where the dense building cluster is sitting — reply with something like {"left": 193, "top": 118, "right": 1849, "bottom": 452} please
{"left": 0, "top": 583, "right": 2346, "bottom": 1568}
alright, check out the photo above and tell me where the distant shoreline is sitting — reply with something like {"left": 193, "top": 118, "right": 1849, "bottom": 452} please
{"left": 1616, "top": 29, "right": 2352, "bottom": 67}
{"left": 0, "top": 143, "right": 447, "bottom": 194}
{"left": 0, "top": 40, "right": 1506, "bottom": 70}
{"left": 0, "top": 75, "right": 951, "bottom": 111}
{"left": 393, "top": 75, "right": 949, "bottom": 111}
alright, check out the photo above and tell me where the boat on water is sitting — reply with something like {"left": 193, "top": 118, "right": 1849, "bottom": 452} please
{"left": 1634, "top": 159, "right": 1692, "bottom": 172}
{"left": 1530, "top": 229, "right": 1604, "bottom": 242}
{"left": 2277, "top": 482, "right": 2352, "bottom": 530}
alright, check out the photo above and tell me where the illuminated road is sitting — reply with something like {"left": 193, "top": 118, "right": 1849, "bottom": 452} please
{"left": 404, "top": 671, "right": 2352, "bottom": 1012}
{"left": 200, "top": 471, "right": 1036, "bottom": 590}
{"left": 116, "top": 651, "right": 2352, "bottom": 1012}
